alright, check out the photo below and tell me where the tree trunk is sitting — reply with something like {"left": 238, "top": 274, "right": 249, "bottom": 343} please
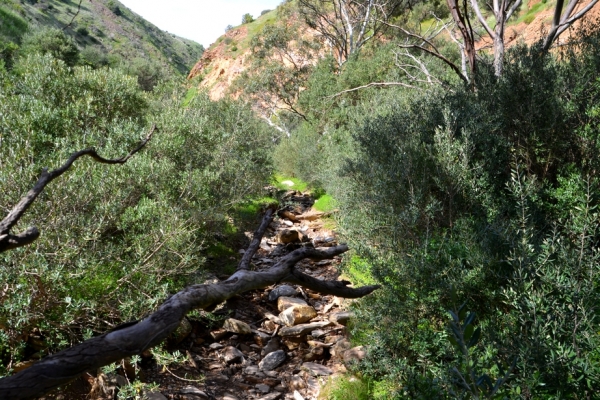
{"left": 493, "top": 10, "right": 506, "bottom": 77}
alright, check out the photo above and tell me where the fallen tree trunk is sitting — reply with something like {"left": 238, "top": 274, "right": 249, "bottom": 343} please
{"left": 0, "top": 231, "right": 378, "bottom": 399}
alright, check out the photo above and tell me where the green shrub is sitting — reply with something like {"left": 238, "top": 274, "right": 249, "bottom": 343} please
{"left": 20, "top": 27, "right": 79, "bottom": 66}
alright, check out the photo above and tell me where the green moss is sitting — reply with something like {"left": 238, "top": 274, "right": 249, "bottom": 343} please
{"left": 344, "top": 256, "right": 377, "bottom": 286}
{"left": 313, "top": 194, "right": 336, "bottom": 212}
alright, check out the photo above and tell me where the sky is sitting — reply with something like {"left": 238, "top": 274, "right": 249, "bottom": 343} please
{"left": 118, "top": 0, "right": 284, "bottom": 48}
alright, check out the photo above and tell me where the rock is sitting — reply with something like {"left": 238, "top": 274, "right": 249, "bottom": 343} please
{"left": 281, "top": 336, "right": 304, "bottom": 350}
{"left": 223, "top": 346, "right": 244, "bottom": 364}
{"left": 261, "top": 337, "right": 280, "bottom": 357}
{"left": 289, "top": 375, "right": 306, "bottom": 390}
{"left": 268, "top": 285, "right": 299, "bottom": 302}
{"left": 279, "top": 305, "right": 317, "bottom": 326}
{"left": 303, "top": 346, "right": 325, "bottom": 361}
{"left": 282, "top": 219, "right": 294, "bottom": 227}
{"left": 259, "top": 350, "right": 286, "bottom": 371}
{"left": 277, "top": 229, "right": 303, "bottom": 244}
{"left": 293, "top": 391, "right": 306, "bottom": 400}
{"left": 280, "top": 210, "right": 298, "bottom": 222}
{"left": 171, "top": 317, "right": 192, "bottom": 344}
{"left": 145, "top": 392, "right": 168, "bottom": 400}
{"left": 343, "top": 346, "right": 367, "bottom": 363}
{"left": 256, "top": 393, "right": 282, "bottom": 400}
{"left": 331, "top": 338, "right": 352, "bottom": 358}
{"left": 221, "top": 394, "right": 239, "bottom": 400}
{"left": 209, "top": 342, "right": 224, "bottom": 350}
{"left": 210, "top": 328, "right": 227, "bottom": 340}
{"left": 279, "top": 321, "right": 331, "bottom": 337}
{"left": 239, "top": 343, "right": 252, "bottom": 352}
{"left": 256, "top": 383, "right": 270, "bottom": 393}
{"left": 223, "top": 318, "right": 252, "bottom": 335}
{"left": 302, "top": 362, "right": 333, "bottom": 376}
{"left": 180, "top": 386, "right": 208, "bottom": 398}
{"left": 297, "top": 211, "right": 324, "bottom": 221}
{"left": 329, "top": 311, "right": 353, "bottom": 326}
{"left": 253, "top": 330, "right": 271, "bottom": 346}
{"left": 277, "top": 296, "right": 308, "bottom": 312}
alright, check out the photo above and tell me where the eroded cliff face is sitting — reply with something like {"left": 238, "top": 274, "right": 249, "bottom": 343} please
{"left": 188, "top": 27, "right": 253, "bottom": 101}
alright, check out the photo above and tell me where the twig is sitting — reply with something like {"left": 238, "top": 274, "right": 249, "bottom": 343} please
{"left": 326, "top": 81, "right": 417, "bottom": 99}
{"left": 62, "top": 0, "right": 84, "bottom": 31}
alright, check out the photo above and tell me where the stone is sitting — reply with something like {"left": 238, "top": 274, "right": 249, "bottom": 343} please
{"left": 223, "top": 318, "right": 252, "bottom": 335}
{"left": 221, "top": 395, "right": 239, "bottom": 400}
{"left": 223, "top": 346, "right": 244, "bottom": 364}
{"left": 256, "top": 393, "right": 282, "bottom": 400}
{"left": 279, "top": 304, "right": 317, "bottom": 326}
{"left": 329, "top": 311, "right": 353, "bottom": 326}
{"left": 253, "top": 330, "right": 271, "bottom": 346}
{"left": 209, "top": 328, "right": 227, "bottom": 340}
{"left": 293, "top": 391, "right": 306, "bottom": 400}
{"left": 302, "top": 362, "right": 333, "bottom": 376}
{"left": 289, "top": 375, "right": 306, "bottom": 390}
{"left": 331, "top": 338, "right": 352, "bottom": 358}
{"left": 280, "top": 210, "right": 298, "bottom": 221}
{"left": 209, "top": 342, "right": 224, "bottom": 350}
{"left": 171, "top": 317, "right": 192, "bottom": 344}
{"left": 279, "top": 321, "right": 331, "bottom": 337}
{"left": 303, "top": 346, "right": 325, "bottom": 361}
{"left": 261, "top": 337, "right": 280, "bottom": 357}
{"left": 343, "top": 346, "right": 367, "bottom": 363}
{"left": 180, "top": 386, "right": 208, "bottom": 398}
{"left": 277, "top": 296, "right": 307, "bottom": 312}
{"left": 256, "top": 383, "right": 270, "bottom": 393}
{"left": 277, "top": 229, "right": 303, "bottom": 244}
{"left": 259, "top": 350, "right": 286, "bottom": 371}
{"left": 282, "top": 219, "right": 294, "bottom": 227}
{"left": 145, "top": 392, "right": 168, "bottom": 400}
{"left": 268, "top": 285, "right": 299, "bottom": 302}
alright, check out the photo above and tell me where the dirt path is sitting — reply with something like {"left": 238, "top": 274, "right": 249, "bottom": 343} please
{"left": 107, "top": 190, "right": 361, "bottom": 400}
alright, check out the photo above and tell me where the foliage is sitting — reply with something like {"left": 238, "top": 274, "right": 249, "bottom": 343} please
{"left": 0, "top": 46, "right": 274, "bottom": 375}
{"left": 20, "top": 27, "right": 79, "bottom": 66}
{"left": 242, "top": 13, "right": 254, "bottom": 24}
{"left": 276, "top": 25, "right": 600, "bottom": 398}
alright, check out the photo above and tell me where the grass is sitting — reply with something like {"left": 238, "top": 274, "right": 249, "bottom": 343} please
{"left": 515, "top": 0, "right": 552, "bottom": 25}
{"left": 343, "top": 256, "right": 377, "bottom": 287}
{"left": 0, "top": 6, "right": 28, "bottom": 42}
{"left": 272, "top": 174, "right": 309, "bottom": 192}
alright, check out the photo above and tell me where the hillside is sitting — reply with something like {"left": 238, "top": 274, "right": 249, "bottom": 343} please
{"left": 189, "top": 0, "right": 600, "bottom": 101}
{"left": 0, "top": 0, "right": 204, "bottom": 76}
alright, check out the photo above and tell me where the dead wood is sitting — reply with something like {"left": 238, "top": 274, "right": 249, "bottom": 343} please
{"left": 0, "top": 125, "right": 156, "bottom": 253}
{"left": 0, "top": 241, "right": 378, "bottom": 399}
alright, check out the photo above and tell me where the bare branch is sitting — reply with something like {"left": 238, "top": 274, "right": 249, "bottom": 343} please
{"left": 0, "top": 125, "right": 156, "bottom": 252}
{"left": 237, "top": 207, "right": 276, "bottom": 271}
{"left": 326, "top": 81, "right": 418, "bottom": 99}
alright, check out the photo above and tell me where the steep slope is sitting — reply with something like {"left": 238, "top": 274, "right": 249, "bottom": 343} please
{"left": 189, "top": 0, "right": 600, "bottom": 99}
{"left": 0, "top": 0, "right": 203, "bottom": 75}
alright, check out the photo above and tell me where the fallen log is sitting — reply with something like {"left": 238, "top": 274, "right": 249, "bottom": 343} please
{"left": 0, "top": 242, "right": 378, "bottom": 399}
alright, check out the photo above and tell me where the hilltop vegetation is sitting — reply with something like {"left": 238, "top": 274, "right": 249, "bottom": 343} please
{"left": 0, "top": 0, "right": 204, "bottom": 76}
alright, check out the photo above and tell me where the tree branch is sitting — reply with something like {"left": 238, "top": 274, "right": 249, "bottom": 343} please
{"left": 237, "top": 207, "right": 276, "bottom": 271}
{"left": 0, "top": 125, "right": 156, "bottom": 252}
{"left": 326, "top": 81, "right": 418, "bottom": 99}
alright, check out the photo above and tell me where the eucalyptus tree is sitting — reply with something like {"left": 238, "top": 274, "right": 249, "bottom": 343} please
{"left": 299, "top": 0, "right": 412, "bottom": 66}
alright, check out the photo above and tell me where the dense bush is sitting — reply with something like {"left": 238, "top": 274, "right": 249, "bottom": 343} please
{"left": 0, "top": 49, "right": 274, "bottom": 374}
{"left": 275, "top": 28, "right": 600, "bottom": 398}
